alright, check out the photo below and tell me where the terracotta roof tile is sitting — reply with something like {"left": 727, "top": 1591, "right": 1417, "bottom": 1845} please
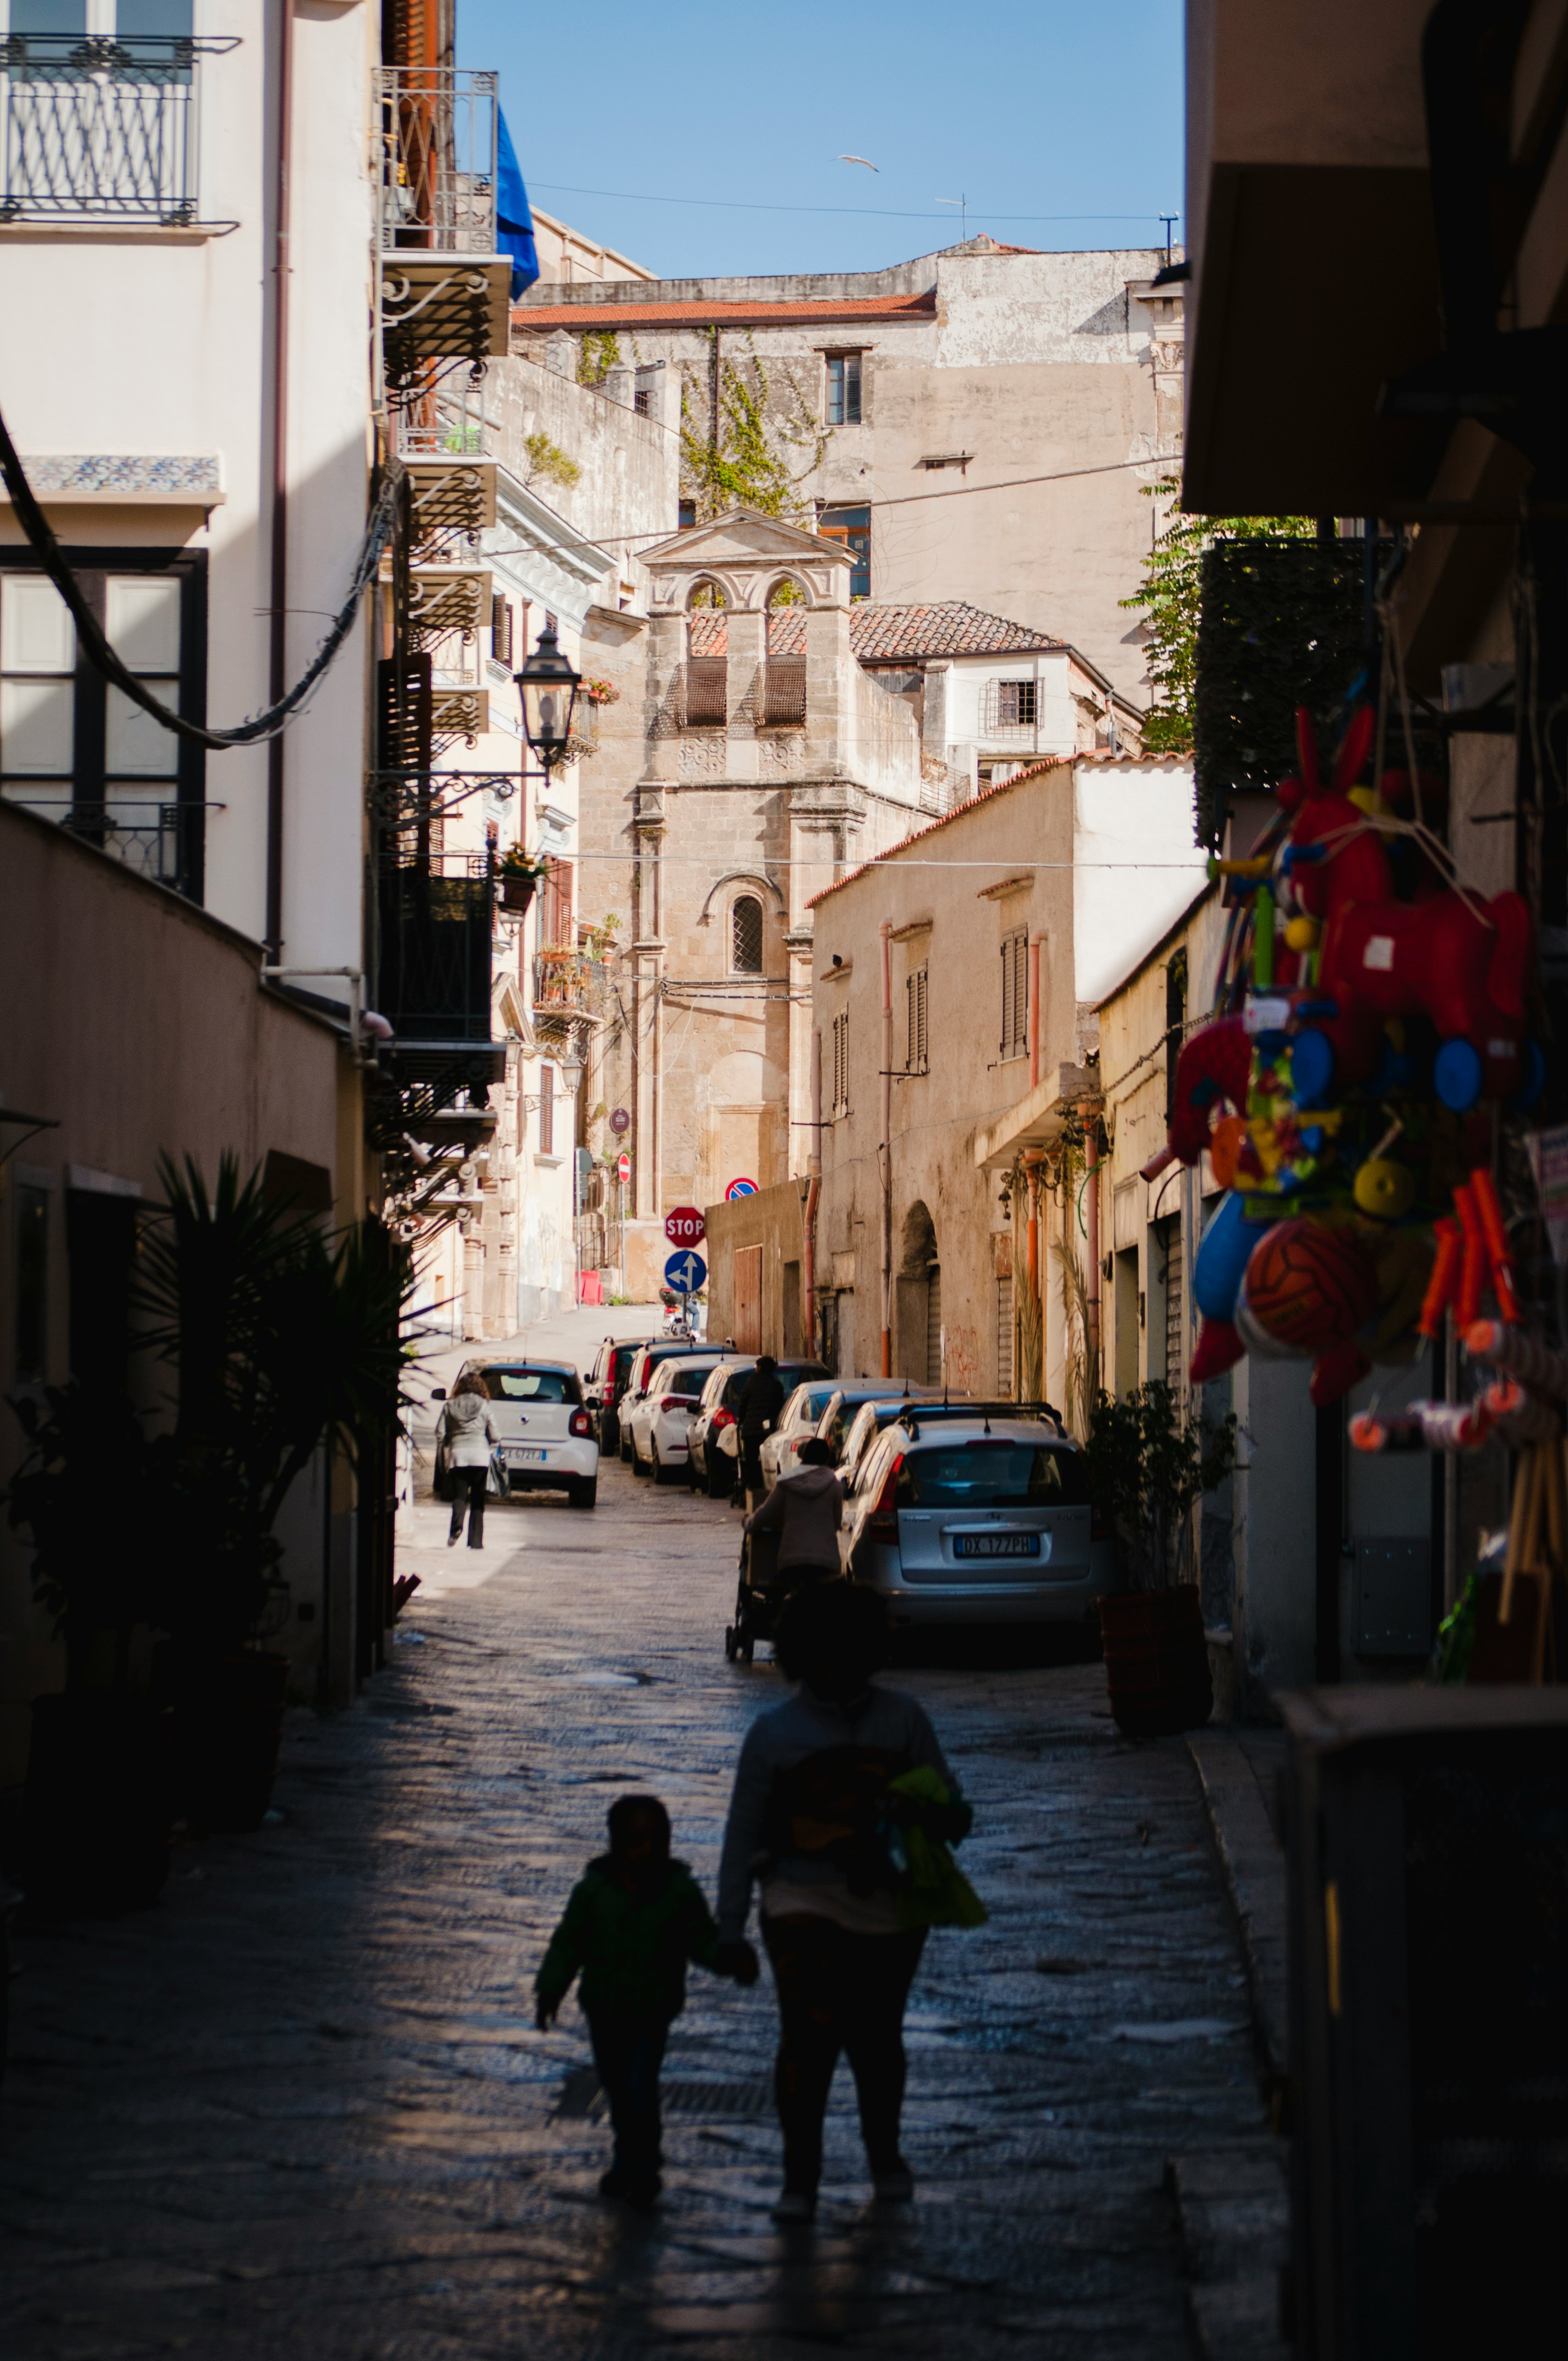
{"left": 687, "top": 599, "right": 1065, "bottom": 662}
{"left": 511, "top": 291, "right": 938, "bottom": 332}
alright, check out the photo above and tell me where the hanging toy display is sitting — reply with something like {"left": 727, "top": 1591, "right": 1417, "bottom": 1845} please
{"left": 1146, "top": 697, "right": 1546, "bottom": 1418}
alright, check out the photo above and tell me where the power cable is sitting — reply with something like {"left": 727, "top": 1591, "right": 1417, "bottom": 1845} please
{"left": 0, "top": 398, "right": 399, "bottom": 751}
{"left": 530, "top": 181, "right": 1180, "bottom": 229}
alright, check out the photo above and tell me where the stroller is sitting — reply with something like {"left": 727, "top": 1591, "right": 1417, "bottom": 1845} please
{"left": 723, "top": 1524, "right": 838, "bottom": 1663}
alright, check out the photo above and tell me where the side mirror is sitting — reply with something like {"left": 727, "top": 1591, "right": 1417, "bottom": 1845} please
{"left": 429, "top": 1388, "right": 447, "bottom": 1401}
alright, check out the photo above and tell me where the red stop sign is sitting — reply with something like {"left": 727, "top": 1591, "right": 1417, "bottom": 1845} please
{"left": 665, "top": 1204, "right": 705, "bottom": 1247}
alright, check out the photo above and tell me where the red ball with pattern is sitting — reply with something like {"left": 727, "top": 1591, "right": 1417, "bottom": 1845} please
{"left": 1243, "top": 1219, "right": 1378, "bottom": 1353}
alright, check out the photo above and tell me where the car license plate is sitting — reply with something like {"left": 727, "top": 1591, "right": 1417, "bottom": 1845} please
{"left": 952, "top": 1532, "right": 1040, "bottom": 1559}
{"left": 507, "top": 1447, "right": 546, "bottom": 1464}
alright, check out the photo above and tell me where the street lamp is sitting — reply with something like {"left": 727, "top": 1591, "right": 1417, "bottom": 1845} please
{"left": 515, "top": 622, "right": 581, "bottom": 772}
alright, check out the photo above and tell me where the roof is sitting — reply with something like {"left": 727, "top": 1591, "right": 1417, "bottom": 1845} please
{"left": 512, "top": 290, "right": 938, "bottom": 333}
{"left": 806, "top": 753, "right": 1186, "bottom": 907}
{"left": 689, "top": 600, "right": 1067, "bottom": 662}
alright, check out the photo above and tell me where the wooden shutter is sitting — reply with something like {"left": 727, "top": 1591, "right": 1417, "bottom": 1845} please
{"left": 538, "top": 1063, "right": 554, "bottom": 1156}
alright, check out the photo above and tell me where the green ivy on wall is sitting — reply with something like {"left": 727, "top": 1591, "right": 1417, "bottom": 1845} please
{"left": 576, "top": 328, "right": 621, "bottom": 388}
{"left": 679, "top": 331, "right": 828, "bottom": 523}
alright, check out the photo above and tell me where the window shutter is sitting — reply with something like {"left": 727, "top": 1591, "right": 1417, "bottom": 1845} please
{"left": 491, "top": 594, "right": 513, "bottom": 668}
{"left": 539, "top": 1064, "right": 554, "bottom": 1157}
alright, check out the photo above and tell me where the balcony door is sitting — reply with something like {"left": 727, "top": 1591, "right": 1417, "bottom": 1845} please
{"left": 2, "top": 3, "right": 201, "bottom": 226}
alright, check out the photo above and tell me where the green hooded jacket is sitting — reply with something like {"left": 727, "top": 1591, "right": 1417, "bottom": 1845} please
{"left": 536, "top": 1857, "right": 722, "bottom": 2024}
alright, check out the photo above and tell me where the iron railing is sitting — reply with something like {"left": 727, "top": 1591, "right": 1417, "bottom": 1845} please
{"left": 0, "top": 34, "right": 236, "bottom": 223}
{"left": 14, "top": 796, "right": 206, "bottom": 899}
{"left": 373, "top": 66, "right": 497, "bottom": 255}
{"left": 375, "top": 858, "right": 495, "bottom": 1043}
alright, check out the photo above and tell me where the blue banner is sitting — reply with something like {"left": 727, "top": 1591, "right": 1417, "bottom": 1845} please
{"left": 497, "top": 109, "right": 540, "bottom": 299}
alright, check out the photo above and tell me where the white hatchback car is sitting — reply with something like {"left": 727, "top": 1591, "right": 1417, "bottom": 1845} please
{"left": 435, "top": 1358, "right": 600, "bottom": 1509}
{"left": 625, "top": 1352, "right": 727, "bottom": 1483}
{"left": 758, "top": 1378, "right": 844, "bottom": 1490}
{"left": 839, "top": 1410, "right": 1107, "bottom": 1624}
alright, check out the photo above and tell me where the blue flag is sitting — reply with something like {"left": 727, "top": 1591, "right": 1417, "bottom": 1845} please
{"left": 496, "top": 109, "right": 540, "bottom": 298}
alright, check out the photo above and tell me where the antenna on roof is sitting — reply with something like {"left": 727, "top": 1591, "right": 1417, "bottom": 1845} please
{"left": 937, "top": 193, "right": 968, "bottom": 244}
{"left": 1159, "top": 214, "right": 1178, "bottom": 265}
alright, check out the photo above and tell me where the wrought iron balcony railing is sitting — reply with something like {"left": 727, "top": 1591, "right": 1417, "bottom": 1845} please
{"left": 375, "top": 857, "right": 496, "bottom": 1045}
{"left": 0, "top": 33, "right": 236, "bottom": 224}
{"left": 11, "top": 795, "right": 206, "bottom": 900}
{"left": 374, "top": 66, "right": 497, "bottom": 255}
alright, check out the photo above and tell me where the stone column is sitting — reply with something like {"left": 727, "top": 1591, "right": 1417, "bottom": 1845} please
{"left": 725, "top": 607, "right": 765, "bottom": 785}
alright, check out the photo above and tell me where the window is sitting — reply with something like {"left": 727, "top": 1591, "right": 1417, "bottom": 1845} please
{"left": 897, "top": 1441, "right": 1091, "bottom": 1508}
{"left": 831, "top": 1010, "right": 850, "bottom": 1118}
{"left": 633, "top": 388, "right": 650, "bottom": 415}
{"left": 3, "top": 3, "right": 202, "bottom": 225}
{"left": 481, "top": 1366, "right": 580, "bottom": 1402}
{"left": 825, "top": 351, "right": 863, "bottom": 426}
{"left": 905, "top": 961, "right": 928, "bottom": 1074}
{"left": 678, "top": 498, "right": 698, "bottom": 531}
{"left": 538, "top": 856, "right": 574, "bottom": 949}
{"left": 0, "top": 553, "right": 206, "bottom": 900}
{"left": 490, "top": 593, "right": 513, "bottom": 667}
{"left": 996, "top": 1275, "right": 1014, "bottom": 1395}
{"left": 818, "top": 505, "right": 870, "bottom": 601}
{"left": 982, "top": 676, "right": 1038, "bottom": 735}
{"left": 538, "top": 1063, "right": 555, "bottom": 1156}
{"left": 731, "top": 894, "right": 764, "bottom": 975}
{"left": 1000, "top": 928, "right": 1028, "bottom": 1059}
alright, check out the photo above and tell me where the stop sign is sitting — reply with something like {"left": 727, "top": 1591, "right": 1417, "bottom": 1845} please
{"left": 665, "top": 1204, "right": 705, "bottom": 1247}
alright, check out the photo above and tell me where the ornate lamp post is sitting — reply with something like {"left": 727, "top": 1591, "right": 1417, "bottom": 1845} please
{"left": 515, "top": 622, "right": 581, "bottom": 773}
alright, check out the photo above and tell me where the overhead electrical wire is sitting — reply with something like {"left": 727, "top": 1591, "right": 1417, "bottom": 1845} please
{"left": 529, "top": 181, "right": 1180, "bottom": 229}
{"left": 0, "top": 398, "right": 398, "bottom": 750}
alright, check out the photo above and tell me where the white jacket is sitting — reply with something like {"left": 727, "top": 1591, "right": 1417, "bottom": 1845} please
{"left": 443, "top": 1390, "right": 499, "bottom": 1467}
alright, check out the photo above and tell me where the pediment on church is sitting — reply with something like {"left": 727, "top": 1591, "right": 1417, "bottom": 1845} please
{"left": 643, "top": 507, "right": 852, "bottom": 577}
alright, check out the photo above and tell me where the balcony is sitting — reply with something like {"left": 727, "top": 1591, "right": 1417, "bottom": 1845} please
{"left": 374, "top": 66, "right": 509, "bottom": 387}
{"left": 532, "top": 950, "right": 607, "bottom": 1036}
{"left": 375, "top": 858, "right": 496, "bottom": 1047}
{"left": 8, "top": 793, "right": 205, "bottom": 900}
{"left": 0, "top": 33, "right": 236, "bottom": 225}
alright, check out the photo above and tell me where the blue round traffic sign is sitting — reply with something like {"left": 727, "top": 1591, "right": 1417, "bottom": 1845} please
{"left": 725, "top": 1176, "right": 758, "bottom": 1200}
{"left": 663, "top": 1249, "right": 707, "bottom": 1294}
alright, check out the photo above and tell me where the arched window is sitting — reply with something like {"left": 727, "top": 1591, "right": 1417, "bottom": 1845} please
{"left": 731, "top": 895, "right": 764, "bottom": 975}
{"left": 687, "top": 578, "right": 726, "bottom": 611}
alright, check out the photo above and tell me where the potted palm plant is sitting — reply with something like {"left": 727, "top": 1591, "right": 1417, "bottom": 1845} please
{"left": 1084, "top": 1381, "right": 1237, "bottom": 1738}
{"left": 7, "top": 1386, "right": 175, "bottom": 1912}
{"left": 135, "top": 1156, "right": 413, "bottom": 1830}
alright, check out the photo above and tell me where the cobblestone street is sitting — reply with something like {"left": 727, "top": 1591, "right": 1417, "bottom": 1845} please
{"left": 2, "top": 1411, "right": 1270, "bottom": 2359}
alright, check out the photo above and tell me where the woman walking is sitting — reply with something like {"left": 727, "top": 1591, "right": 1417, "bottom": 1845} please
{"left": 439, "top": 1372, "right": 499, "bottom": 1549}
{"left": 715, "top": 1584, "right": 974, "bottom": 2221}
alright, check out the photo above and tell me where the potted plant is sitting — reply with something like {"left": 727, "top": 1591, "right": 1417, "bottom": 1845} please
{"left": 1084, "top": 1381, "right": 1237, "bottom": 1738}
{"left": 134, "top": 1156, "right": 413, "bottom": 1830}
{"left": 6, "top": 1385, "right": 176, "bottom": 1913}
{"left": 498, "top": 845, "right": 549, "bottom": 914}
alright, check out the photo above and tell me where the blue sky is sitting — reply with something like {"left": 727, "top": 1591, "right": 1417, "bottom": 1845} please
{"left": 458, "top": 0, "right": 1184, "bottom": 281}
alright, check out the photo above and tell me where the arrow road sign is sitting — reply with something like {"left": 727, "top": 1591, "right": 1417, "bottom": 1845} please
{"left": 663, "top": 1250, "right": 707, "bottom": 1294}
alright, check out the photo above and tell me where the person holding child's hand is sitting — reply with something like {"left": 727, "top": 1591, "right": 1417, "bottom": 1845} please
{"left": 535, "top": 1794, "right": 758, "bottom": 2208}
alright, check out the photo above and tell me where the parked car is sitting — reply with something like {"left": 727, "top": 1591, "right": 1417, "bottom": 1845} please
{"left": 815, "top": 1381, "right": 946, "bottom": 1472}
{"left": 614, "top": 1341, "right": 718, "bottom": 1461}
{"left": 625, "top": 1352, "right": 727, "bottom": 1482}
{"left": 584, "top": 1335, "right": 657, "bottom": 1455}
{"left": 685, "top": 1357, "right": 831, "bottom": 1497}
{"left": 839, "top": 1410, "right": 1106, "bottom": 1624}
{"left": 757, "top": 1378, "right": 845, "bottom": 1490}
{"left": 433, "top": 1358, "right": 599, "bottom": 1509}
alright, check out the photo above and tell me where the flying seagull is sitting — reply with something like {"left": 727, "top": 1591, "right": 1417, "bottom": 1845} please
{"left": 837, "top": 154, "right": 879, "bottom": 171}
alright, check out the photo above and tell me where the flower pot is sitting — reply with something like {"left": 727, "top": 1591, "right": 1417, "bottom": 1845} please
{"left": 23, "top": 1691, "right": 172, "bottom": 1915}
{"left": 500, "top": 873, "right": 537, "bottom": 914}
{"left": 171, "top": 1650, "right": 291, "bottom": 1833}
{"left": 1099, "top": 1585, "right": 1213, "bottom": 1739}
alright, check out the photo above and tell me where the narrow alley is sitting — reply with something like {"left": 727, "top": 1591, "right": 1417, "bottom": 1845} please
{"left": 1, "top": 1445, "right": 1267, "bottom": 2360}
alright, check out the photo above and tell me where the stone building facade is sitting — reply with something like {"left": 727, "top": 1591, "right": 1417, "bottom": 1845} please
{"left": 514, "top": 237, "right": 1184, "bottom": 704}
